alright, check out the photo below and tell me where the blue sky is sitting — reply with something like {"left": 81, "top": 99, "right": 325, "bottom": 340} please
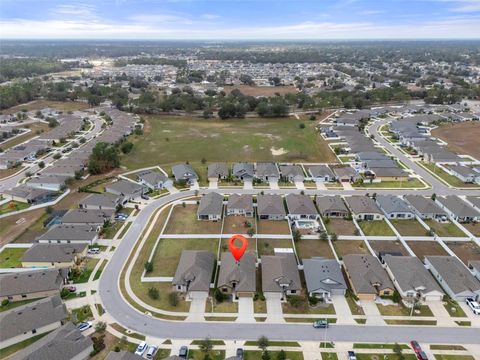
{"left": 1, "top": 0, "right": 479, "bottom": 39}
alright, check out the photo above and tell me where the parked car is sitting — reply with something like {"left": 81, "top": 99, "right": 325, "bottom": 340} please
{"left": 134, "top": 341, "right": 147, "bottom": 356}
{"left": 417, "top": 351, "right": 428, "bottom": 360}
{"left": 88, "top": 247, "right": 100, "bottom": 254}
{"left": 347, "top": 351, "right": 357, "bottom": 360}
{"left": 141, "top": 194, "right": 149, "bottom": 200}
{"left": 236, "top": 348, "right": 244, "bottom": 359}
{"left": 466, "top": 297, "right": 480, "bottom": 315}
{"left": 410, "top": 340, "right": 422, "bottom": 354}
{"left": 146, "top": 345, "right": 158, "bottom": 359}
{"left": 115, "top": 213, "right": 128, "bottom": 221}
{"left": 77, "top": 321, "right": 92, "bottom": 332}
{"left": 179, "top": 346, "right": 189, "bottom": 358}
{"left": 313, "top": 320, "right": 329, "bottom": 328}
{"left": 64, "top": 285, "right": 76, "bottom": 292}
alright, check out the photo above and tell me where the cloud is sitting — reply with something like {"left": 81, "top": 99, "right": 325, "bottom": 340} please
{"left": 200, "top": 13, "right": 220, "bottom": 20}
{"left": 358, "top": 10, "right": 384, "bottom": 15}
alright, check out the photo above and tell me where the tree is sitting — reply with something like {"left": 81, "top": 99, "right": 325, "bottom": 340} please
{"left": 148, "top": 287, "right": 159, "bottom": 300}
{"left": 95, "top": 321, "right": 107, "bottom": 332}
{"left": 431, "top": 193, "right": 436, "bottom": 201}
{"left": 319, "top": 231, "right": 328, "bottom": 241}
{"left": 247, "top": 227, "right": 255, "bottom": 237}
{"left": 120, "top": 141, "right": 133, "bottom": 154}
{"left": 392, "top": 290, "right": 402, "bottom": 304}
{"left": 88, "top": 142, "right": 120, "bottom": 175}
{"left": 198, "top": 337, "right": 213, "bottom": 354}
{"left": 144, "top": 261, "right": 153, "bottom": 273}
{"left": 330, "top": 233, "right": 338, "bottom": 242}
{"left": 258, "top": 336, "right": 269, "bottom": 352}
{"left": 38, "top": 161, "right": 45, "bottom": 169}
{"left": 298, "top": 123, "right": 306, "bottom": 129}
{"left": 293, "top": 229, "right": 302, "bottom": 243}
{"left": 393, "top": 343, "right": 405, "bottom": 360}
{"left": 277, "top": 350, "right": 287, "bottom": 360}
{"left": 261, "top": 350, "right": 271, "bottom": 360}
{"left": 60, "top": 287, "right": 70, "bottom": 298}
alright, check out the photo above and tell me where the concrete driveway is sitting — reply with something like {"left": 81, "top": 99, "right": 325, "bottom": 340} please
{"left": 331, "top": 295, "right": 356, "bottom": 325}
{"left": 243, "top": 180, "right": 253, "bottom": 190}
{"left": 428, "top": 301, "right": 456, "bottom": 326}
{"left": 361, "top": 300, "right": 385, "bottom": 325}
{"left": 341, "top": 182, "right": 353, "bottom": 190}
{"left": 237, "top": 297, "right": 255, "bottom": 323}
{"left": 187, "top": 292, "right": 208, "bottom": 322}
{"left": 269, "top": 179, "right": 279, "bottom": 190}
{"left": 315, "top": 181, "right": 326, "bottom": 190}
{"left": 265, "top": 293, "right": 284, "bottom": 323}
{"left": 209, "top": 180, "right": 218, "bottom": 189}
{"left": 295, "top": 181, "right": 306, "bottom": 190}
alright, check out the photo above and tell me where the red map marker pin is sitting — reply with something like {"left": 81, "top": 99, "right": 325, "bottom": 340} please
{"left": 228, "top": 234, "right": 248, "bottom": 262}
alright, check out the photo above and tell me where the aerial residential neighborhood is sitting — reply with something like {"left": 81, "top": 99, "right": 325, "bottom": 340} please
{"left": 1, "top": 1, "right": 480, "bottom": 360}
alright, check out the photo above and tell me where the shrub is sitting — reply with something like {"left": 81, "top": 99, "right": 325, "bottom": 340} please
{"left": 1, "top": 299, "right": 9, "bottom": 307}
{"left": 287, "top": 295, "right": 304, "bottom": 308}
{"left": 95, "top": 321, "right": 107, "bottom": 332}
{"left": 148, "top": 287, "right": 159, "bottom": 300}
{"left": 214, "top": 288, "right": 225, "bottom": 303}
{"left": 298, "top": 123, "right": 305, "bottom": 129}
{"left": 308, "top": 296, "right": 319, "bottom": 306}
{"left": 144, "top": 261, "right": 153, "bottom": 273}
{"left": 168, "top": 292, "right": 179, "bottom": 307}
{"left": 60, "top": 288, "right": 70, "bottom": 299}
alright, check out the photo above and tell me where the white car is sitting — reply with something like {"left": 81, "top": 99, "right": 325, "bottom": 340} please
{"left": 77, "top": 321, "right": 93, "bottom": 332}
{"left": 135, "top": 341, "right": 147, "bottom": 356}
{"left": 146, "top": 345, "right": 158, "bottom": 359}
{"left": 466, "top": 297, "right": 480, "bottom": 315}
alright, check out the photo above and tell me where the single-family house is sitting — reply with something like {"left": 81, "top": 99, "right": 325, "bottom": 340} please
{"left": 9, "top": 322, "right": 93, "bottom": 360}
{"left": 21, "top": 243, "right": 88, "bottom": 269}
{"left": 255, "top": 162, "right": 279, "bottom": 181}
{"left": 105, "top": 180, "right": 147, "bottom": 200}
{"left": 261, "top": 254, "right": 301, "bottom": 300}
{"left": 61, "top": 209, "right": 115, "bottom": 226}
{"left": 285, "top": 193, "right": 319, "bottom": 220}
{"left": 227, "top": 194, "right": 254, "bottom": 217}
{"left": 217, "top": 252, "right": 256, "bottom": 299}
{"left": 136, "top": 169, "right": 171, "bottom": 189}
{"left": 404, "top": 195, "right": 448, "bottom": 221}
{"left": 307, "top": 165, "right": 335, "bottom": 183}
{"left": 207, "top": 163, "right": 229, "bottom": 181}
{"left": 376, "top": 195, "right": 415, "bottom": 219}
{"left": 342, "top": 254, "right": 395, "bottom": 300}
{"left": 383, "top": 255, "right": 444, "bottom": 302}
{"left": 444, "top": 165, "right": 479, "bottom": 184}
{"left": 27, "top": 175, "right": 69, "bottom": 191}
{"left": 78, "top": 193, "right": 124, "bottom": 210}
{"left": 172, "top": 250, "right": 215, "bottom": 299}
{"left": 279, "top": 165, "right": 305, "bottom": 183}
{"left": 2, "top": 185, "right": 57, "bottom": 204}
{"left": 0, "top": 268, "right": 67, "bottom": 302}
{"left": 256, "top": 194, "right": 286, "bottom": 220}
{"left": 303, "top": 257, "right": 347, "bottom": 300}
{"left": 197, "top": 192, "right": 224, "bottom": 221}
{"left": 171, "top": 163, "right": 198, "bottom": 184}
{"left": 332, "top": 166, "right": 358, "bottom": 183}
{"left": 344, "top": 196, "right": 384, "bottom": 221}
{"left": 425, "top": 256, "right": 480, "bottom": 301}
{"left": 436, "top": 196, "right": 480, "bottom": 223}
{"left": 315, "top": 196, "right": 349, "bottom": 218}
{"left": 0, "top": 296, "right": 67, "bottom": 349}
{"left": 36, "top": 224, "right": 98, "bottom": 245}
{"left": 232, "top": 163, "right": 254, "bottom": 181}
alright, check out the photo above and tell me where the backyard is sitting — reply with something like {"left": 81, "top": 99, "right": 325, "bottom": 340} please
{"left": 368, "top": 240, "right": 410, "bottom": 256}
{"left": 424, "top": 220, "right": 466, "bottom": 237}
{"left": 462, "top": 222, "right": 480, "bottom": 236}
{"left": 446, "top": 241, "right": 480, "bottom": 265}
{"left": 390, "top": 219, "right": 428, "bottom": 236}
{"left": 332, "top": 240, "right": 368, "bottom": 259}
{"left": 0, "top": 247, "right": 27, "bottom": 268}
{"left": 121, "top": 115, "right": 338, "bottom": 170}
{"left": 0, "top": 201, "right": 30, "bottom": 215}
{"left": 358, "top": 220, "right": 395, "bottom": 236}
{"left": 164, "top": 204, "right": 223, "bottom": 234}
{"left": 257, "top": 238, "right": 294, "bottom": 256}
{"left": 324, "top": 218, "right": 358, "bottom": 236}
{"left": 223, "top": 215, "right": 256, "bottom": 235}
{"left": 256, "top": 219, "right": 291, "bottom": 234}
{"left": 406, "top": 241, "right": 448, "bottom": 261}
{"left": 295, "top": 239, "right": 335, "bottom": 263}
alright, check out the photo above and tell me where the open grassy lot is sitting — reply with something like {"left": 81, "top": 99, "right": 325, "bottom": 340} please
{"left": 406, "top": 241, "right": 448, "bottom": 262}
{"left": 420, "top": 162, "right": 479, "bottom": 188}
{"left": 332, "top": 240, "right": 368, "bottom": 259}
{"left": 223, "top": 215, "right": 255, "bottom": 235}
{"left": 149, "top": 238, "right": 219, "bottom": 277}
{"left": 257, "top": 219, "right": 291, "bottom": 234}
{"left": 424, "top": 220, "right": 466, "bottom": 237}
{"left": 164, "top": 204, "right": 222, "bottom": 234}
{"left": 432, "top": 121, "right": 480, "bottom": 160}
{"left": 257, "top": 238, "right": 293, "bottom": 257}
{"left": 358, "top": 220, "right": 395, "bottom": 236}
{"left": 121, "top": 115, "right": 337, "bottom": 170}
{"left": 295, "top": 240, "right": 335, "bottom": 263}
{"left": 4, "top": 100, "right": 92, "bottom": 114}
{"left": 223, "top": 84, "right": 298, "bottom": 96}
{"left": 0, "top": 247, "right": 27, "bottom": 268}
{"left": 377, "top": 304, "right": 434, "bottom": 317}
{"left": 324, "top": 218, "right": 358, "bottom": 236}
{"left": 446, "top": 241, "right": 480, "bottom": 265}
{"left": 369, "top": 240, "right": 409, "bottom": 256}
{"left": 0, "top": 201, "right": 30, "bottom": 215}
{"left": 390, "top": 219, "right": 428, "bottom": 236}
{"left": 462, "top": 222, "right": 480, "bottom": 236}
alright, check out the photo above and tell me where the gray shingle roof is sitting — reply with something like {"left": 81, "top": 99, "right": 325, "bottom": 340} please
{"left": 315, "top": 196, "right": 348, "bottom": 216}
{"left": 426, "top": 256, "right": 480, "bottom": 295}
{"left": 232, "top": 163, "right": 254, "bottom": 178}
{"left": 62, "top": 209, "right": 114, "bottom": 225}
{"left": 227, "top": 194, "right": 253, "bottom": 213}
{"left": 197, "top": 192, "right": 224, "bottom": 217}
{"left": 79, "top": 193, "right": 123, "bottom": 209}
{"left": 376, "top": 195, "right": 413, "bottom": 215}
{"left": 256, "top": 194, "right": 286, "bottom": 217}
{"left": 9, "top": 322, "right": 93, "bottom": 360}
{"left": 0, "top": 269, "right": 64, "bottom": 297}
{"left": 437, "top": 196, "right": 480, "bottom": 218}
{"left": 22, "top": 243, "right": 87, "bottom": 264}
{"left": 0, "top": 296, "right": 67, "bottom": 342}
{"left": 384, "top": 255, "right": 443, "bottom": 295}
{"left": 36, "top": 224, "right": 98, "bottom": 242}
{"left": 261, "top": 254, "right": 301, "bottom": 293}
{"left": 303, "top": 258, "right": 347, "bottom": 294}
{"left": 172, "top": 250, "right": 215, "bottom": 292}
{"left": 207, "top": 163, "right": 228, "bottom": 178}
{"left": 343, "top": 254, "right": 394, "bottom": 294}
{"left": 3, "top": 185, "right": 57, "bottom": 201}
{"left": 285, "top": 194, "right": 318, "bottom": 216}
{"left": 105, "top": 180, "right": 146, "bottom": 196}
{"left": 137, "top": 169, "right": 168, "bottom": 185}
{"left": 279, "top": 165, "right": 304, "bottom": 180}
{"left": 172, "top": 163, "right": 198, "bottom": 181}
{"left": 217, "top": 252, "right": 256, "bottom": 293}
{"left": 404, "top": 195, "right": 447, "bottom": 216}
{"left": 345, "top": 196, "right": 382, "bottom": 215}
{"left": 466, "top": 197, "right": 480, "bottom": 209}
{"left": 308, "top": 165, "right": 335, "bottom": 178}
{"left": 255, "top": 163, "right": 279, "bottom": 178}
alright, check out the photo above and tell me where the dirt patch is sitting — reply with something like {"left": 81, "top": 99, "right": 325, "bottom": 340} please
{"left": 332, "top": 240, "right": 368, "bottom": 259}
{"left": 295, "top": 240, "right": 335, "bottom": 262}
{"left": 257, "top": 220, "right": 291, "bottom": 235}
{"left": 223, "top": 85, "right": 298, "bottom": 97}
{"left": 432, "top": 122, "right": 480, "bottom": 160}
{"left": 324, "top": 218, "right": 357, "bottom": 236}
{"left": 270, "top": 147, "right": 288, "bottom": 156}
{"left": 406, "top": 241, "right": 448, "bottom": 262}
{"left": 223, "top": 215, "right": 255, "bottom": 235}
{"left": 446, "top": 241, "right": 480, "bottom": 265}
{"left": 462, "top": 222, "right": 480, "bottom": 236}
{"left": 369, "top": 240, "right": 409, "bottom": 256}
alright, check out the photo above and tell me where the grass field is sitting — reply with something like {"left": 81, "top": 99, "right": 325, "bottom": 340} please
{"left": 0, "top": 247, "right": 27, "bottom": 268}
{"left": 4, "top": 100, "right": 91, "bottom": 114}
{"left": 121, "top": 116, "right": 337, "bottom": 170}
{"left": 295, "top": 239, "right": 335, "bottom": 263}
{"left": 390, "top": 219, "right": 428, "bottom": 236}
{"left": 333, "top": 240, "right": 368, "bottom": 259}
{"left": 324, "top": 218, "right": 358, "bottom": 236}
{"left": 432, "top": 121, "right": 480, "bottom": 160}
{"left": 257, "top": 238, "right": 294, "bottom": 256}
{"left": 164, "top": 204, "right": 223, "bottom": 234}
{"left": 149, "top": 238, "right": 219, "bottom": 277}
{"left": 424, "top": 220, "right": 466, "bottom": 237}
{"left": 358, "top": 220, "right": 395, "bottom": 236}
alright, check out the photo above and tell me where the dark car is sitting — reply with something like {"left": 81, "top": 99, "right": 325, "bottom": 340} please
{"left": 410, "top": 341, "right": 422, "bottom": 354}
{"left": 347, "top": 351, "right": 357, "bottom": 360}
{"left": 141, "top": 194, "right": 149, "bottom": 200}
{"left": 236, "top": 348, "right": 244, "bottom": 359}
{"left": 313, "top": 320, "right": 329, "bottom": 328}
{"left": 179, "top": 346, "right": 188, "bottom": 359}
{"left": 417, "top": 351, "right": 428, "bottom": 360}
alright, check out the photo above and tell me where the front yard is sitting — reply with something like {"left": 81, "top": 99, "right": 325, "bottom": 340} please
{"left": 282, "top": 291, "right": 336, "bottom": 315}
{"left": 0, "top": 247, "right": 27, "bottom": 268}
{"left": 164, "top": 204, "right": 222, "bottom": 234}
{"left": 358, "top": 220, "right": 395, "bottom": 236}
{"left": 71, "top": 258, "right": 99, "bottom": 283}
{"left": 390, "top": 219, "right": 428, "bottom": 236}
{"left": 376, "top": 303, "right": 434, "bottom": 317}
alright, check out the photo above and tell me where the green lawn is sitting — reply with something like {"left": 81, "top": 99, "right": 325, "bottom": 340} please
{"left": 117, "top": 222, "right": 132, "bottom": 239}
{"left": 444, "top": 299, "right": 467, "bottom": 317}
{"left": 0, "top": 298, "right": 38, "bottom": 312}
{"left": 420, "top": 162, "right": 480, "bottom": 188}
{"left": 0, "top": 247, "right": 27, "bottom": 268}
{"left": 353, "top": 178, "right": 425, "bottom": 189}
{"left": 0, "top": 332, "right": 50, "bottom": 359}
{"left": 71, "top": 258, "right": 100, "bottom": 283}
{"left": 390, "top": 219, "right": 428, "bottom": 236}
{"left": 434, "top": 356, "right": 474, "bottom": 360}
{"left": 424, "top": 220, "right": 466, "bottom": 237}
{"left": 148, "top": 238, "right": 219, "bottom": 277}
{"left": 353, "top": 343, "right": 409, "bottom": 349}
{"left": 321, "top": 353, "right": 338, "bottom": 360}
{"left": 70, "top": 305, "right": 93, "bottom": 324}
{"left": 93, "top": 259, "right": 107, "bottom": 280}
{"left": 244, "top": 351, "right": 304, "bottom": 360}
{"left": 121, "top": 116, "right": 337, "bottom": 170}
{"left": 356, "top": 355, "right": 416, "bottom": 360}
{"left": 101, "top": 221, "right": 124, "bottom": 239}
{"left": 0, "top": 201, "right": 30, "bottom": 215}
{"left": 377, "top": 304, "right": 433, "bottom": 317}
{"left": 187, "top": 349, "right": 225, "bottom": 360}
{"left": 358, "top": 220, "right": 395, "bottom": 236}
{"left": 244, "top": 341, "right": 300, "bottom": 347}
